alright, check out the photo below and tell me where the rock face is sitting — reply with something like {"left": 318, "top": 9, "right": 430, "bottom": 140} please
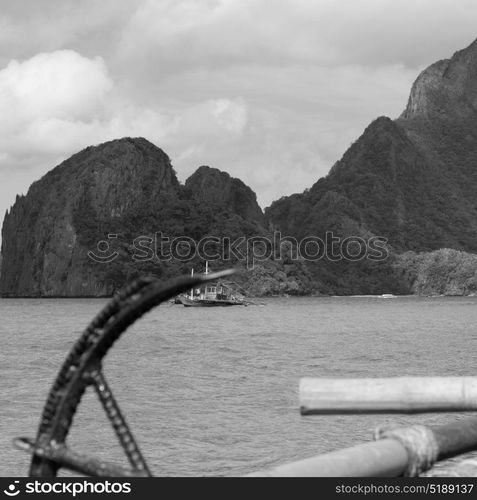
{"left": 0, "top": 138, "right": 265, "bottom": 296}
{"left": 401, "top": 39, "right": 477, "bottom": 122}
{"left": 1, "top": 138, "right": 181, "bottom": 296}
{"left": 267, "top": 38, "right": 477, "bottom": 256}
{"left": 185, "top": 166, "right": 264, "bottom": 225}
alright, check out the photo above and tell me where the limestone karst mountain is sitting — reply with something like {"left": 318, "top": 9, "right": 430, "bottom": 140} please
{"left": 267, "top": 39, "right": 477, "bottom": 253}
{"left": 0, "top": 138, "right": 267, "bottom": 296}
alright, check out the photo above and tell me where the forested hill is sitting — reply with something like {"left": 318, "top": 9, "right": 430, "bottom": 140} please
{"left": 267, "top": 38, "right": 477, "bottom": 253}
{"left": 0, "top": 138, "right": 270, "bottom": 296}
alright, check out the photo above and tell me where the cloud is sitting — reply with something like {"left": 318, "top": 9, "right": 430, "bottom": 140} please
{"left": 0, "top": 1, "right": 136, "bottom": 66}
{"left": 1, "top": 51, "right": 111, "bottom": 120}
{"left": 4, "top": 0, "right": 477, "bottom": 74}
{"left": 0, "top": 49, "right": 252, "bottom": 170}
{"left": 118, "top": 0, "right": 477, "bottom": 77}
{"left": 0, "top": 50, "right": 113, "bottom": 159}
{"left": 174, "top": 98, "right": 248, "bottom": 138}
{"left": 149, "top": 62, "right": 416, "bottom": 206}
{"left": 0, "top": 16, "right": 17, "bottom": 44}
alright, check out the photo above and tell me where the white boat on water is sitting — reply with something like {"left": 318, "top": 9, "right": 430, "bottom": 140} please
{"left": 178, "top": 262, "right": 247, "bottom": 307}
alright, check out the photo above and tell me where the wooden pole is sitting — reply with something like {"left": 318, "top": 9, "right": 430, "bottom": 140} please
{"left": 299, "top": 377, "right": 477, "bottom": 414}
{"left": 246, "top": 439, "right": 408, "bottom": 477}
{"left": 246, "top": 417, "right": 477, "bottom": 477}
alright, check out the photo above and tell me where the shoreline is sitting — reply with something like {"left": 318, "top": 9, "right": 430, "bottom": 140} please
{"left": 1, "top": 293, "right": 476, "bottom": 299}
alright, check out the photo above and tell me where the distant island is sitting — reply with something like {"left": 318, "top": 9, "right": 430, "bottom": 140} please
{"left": 2, "top": 39, "right": 477, "bottom": 298}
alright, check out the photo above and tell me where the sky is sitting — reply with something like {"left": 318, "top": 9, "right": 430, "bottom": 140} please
{"left": 1, "top": 0, "right": 477, "bottom": 225}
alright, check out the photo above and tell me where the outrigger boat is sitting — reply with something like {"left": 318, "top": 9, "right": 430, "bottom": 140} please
{"left": 178, "top": 262, "right": 246, "bottom": 307}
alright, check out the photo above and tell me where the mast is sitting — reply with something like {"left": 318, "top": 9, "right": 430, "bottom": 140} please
{"left": 190, "top": 268, "right": 194, "bottom": 300}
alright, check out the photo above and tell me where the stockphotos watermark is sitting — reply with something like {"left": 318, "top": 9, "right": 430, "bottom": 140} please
{"left": 1, "top": 480, "right": 132, "bottom": 497}
{"left": 88, "top": 231, "right": 389, "bottom": 269}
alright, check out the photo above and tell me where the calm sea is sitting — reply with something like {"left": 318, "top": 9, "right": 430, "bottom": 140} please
{"left": 1, "top": 296, "right": 477, "bottom": 477}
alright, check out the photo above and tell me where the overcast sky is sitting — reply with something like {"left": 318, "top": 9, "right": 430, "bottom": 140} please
{"left": 1, "top": 0, "right": 477, "bottom": 226}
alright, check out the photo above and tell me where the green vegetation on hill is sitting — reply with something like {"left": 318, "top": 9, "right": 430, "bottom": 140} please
{"left": 395, "top": 249, "right": 477, "bottom": 296}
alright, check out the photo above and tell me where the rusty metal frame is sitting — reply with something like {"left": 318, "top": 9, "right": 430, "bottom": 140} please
{"left": 14, "top": 270, "right": 234, "bottom": 477}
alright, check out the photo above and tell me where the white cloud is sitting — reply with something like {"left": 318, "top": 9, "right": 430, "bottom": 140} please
{"left": 174, "top": 98, "right": 248, "bottom": 138}
{"left": 0, "top": 50, "right": 251, "bottom": 167}
{"left": 0, "top": 51, "right": 113, "bottom": 154}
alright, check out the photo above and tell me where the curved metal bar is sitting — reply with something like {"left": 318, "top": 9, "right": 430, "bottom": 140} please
{"left": 27, "top": 270, "right": 234, "bottom": 477}
{"left": 37, "top": 278, "right": 156, "bottom": 437}
{"left": 15, "top": 438, "right": 146, "bottom": 477}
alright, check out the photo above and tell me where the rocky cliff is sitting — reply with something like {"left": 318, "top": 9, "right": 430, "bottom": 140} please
{"left": 0, "top": 138, "right": 266, "bottom": 296}
{"left": 401, "top": 39, "right": 477, "bottom": 123}
{"left": 185, "top": 166, "right": 264, "bottom": 225}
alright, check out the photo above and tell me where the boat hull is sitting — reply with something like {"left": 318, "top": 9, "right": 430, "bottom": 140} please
{"left": 179, "top": 296, "right": 245, "bottom": 307}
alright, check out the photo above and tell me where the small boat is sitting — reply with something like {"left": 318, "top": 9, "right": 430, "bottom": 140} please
{"left": 179, "top": 262, "right": 246, "bottom": 307}
{"left": 179, "top": 295, "right": 245, "bottom": 307}
{"left": 379, "top": 294, "right": 397, "bottom": 299}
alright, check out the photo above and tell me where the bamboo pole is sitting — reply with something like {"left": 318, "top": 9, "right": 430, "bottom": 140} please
{"left": 246, "top": 439, "right": 408, "bottom": 477}
{"left": 299, "top": 377, "right": 477, "bottom": 414}
{"left": 246, "top": 417, "right": 477, "bottom": 477}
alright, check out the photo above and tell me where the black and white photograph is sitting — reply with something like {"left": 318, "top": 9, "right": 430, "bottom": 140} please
{"left": 2, "top": 0, "right": 477, "bottom": 487}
